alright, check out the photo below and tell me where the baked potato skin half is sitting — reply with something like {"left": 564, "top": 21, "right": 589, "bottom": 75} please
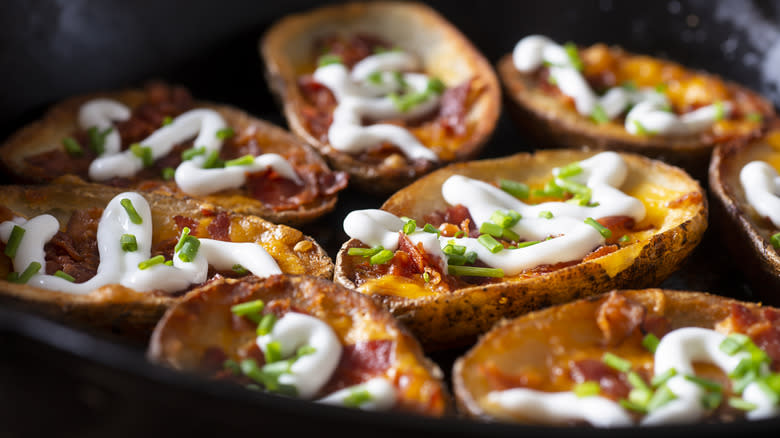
{"left": 497, "top": 47, "right": 774, "bottom": 180}
{"left": 709, "top": 123, "right": 780, "bottom": 304}
{"left": 334, "top": 150, "right": 707, "bottom": 350}
{"left": 452, "top": 289, "right": 773, "bottom": 422}
{"left": 260, "top": 1, "right": 500, "bottom": 193}
{"left": 0, "top": 183, "right": 333, "bottom": 341}
{"left": 148, "top": 274, "right": 450, "bottom": 416}
{"left": 0, "top": 88, "right": 342, "bottom": 226}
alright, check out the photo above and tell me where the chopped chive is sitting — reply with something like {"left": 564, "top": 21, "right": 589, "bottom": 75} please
{"left": 388, "top": 89, "right": 431, "bottom": 112}
{"left": 232, "top": 264, "right": 248, "bottom": 275}
{"left": 591, "top": 103, "right": 609, "bottom": 124}
{"left": 557, "top": 162, "right": 583, "bottom": 179}
{"left": 343, "top": 388, "right": 373, "bottom": 408}
{"left": 655, "top": 83, "right": 667, "bottom": 93}
{"left": 402, "top": 219, "right": 417, "bottom": 235}
{"left": 563, "top": 42, "right": 584, "bottom": 71}
{"left": 602, "top": 352, "right": 631, "bottom": 373}
{"left": 423, "top": 272, "right": 431, "bottom": 282}
{"left": 714, "top": 101, "right": 726, "bottom": 121}
{"left": 225, "top": 155, "right": 255, "bottom": 167}
{"left": 202, "top": 149, "right": 223, "bottom": 169}
{"left": 130, "top": 143, "right": 154, "bottom": 167}
{"left": 87, "top": 126, "right": 111, "bottom": 155}
{"left": 423, "top": 223, "right": 440, "bottom": 235}
{"left": 369, "top": 249, "right": 394, "bottom": 265}
{"left": 447, "top": 265, "right": 504, "bottom": 277}
{"left": 464, "top": 250, "right": 478, "bottom": 264}
{"left": 62, "top": 137, "right": 83, "bottom": 156}
{"left": 120, "top": 234, "right": 138, "bottom": 252}
{"left": 746, "top": 112, "right": 763, "bottom": 122}
{"left": 619, "top": 399, "right": 647, "bottom": 414}
{"left": 642, "top": 333, "right": 660, "bottom": 353}
{"left": 478, "top": 234, "right": 503, "bottom": 253}
{"left": 231, "top": 299, "right": 265, "bottom": 317}
{"left": 264, "top": 341, "right": 282, "bottom": 364}
{"left": 240, "top": 358, "right": 264, "bottom": 383}
{"left": 366, "top": 71, "right": 382, "bottom": 84}
{"left": 53, "top": 270, "right": 75, "bottom": 282}
{"left": 516, "top": 240, "right": 540, "bottom": 248}
{"left": 427, "top": 77, "right": 446, "bottom": 94}
{"left": 502, "top": 227, "right": 521, "bottom": 242}
{"left": 683, "top": 374, "right": 723, "bottom": 392}
{"left": 446, "top": 252, "right": 466, "bottom": 266}
{"left": 621, "top": 80, "right": 638, "bottom": 92}
{"left": 138, "top": 255, "right": 165, "bottom": 270}
{"left": 771, "top": 232, "right": 780, "bottom": 249}
{"left": 120, "top": 198, "right": 143, "bottom": 224}
{"left": 454, "top": 230, "right": 465, "bottom": 238}
{"left": 701, "top": 391, "right": 723, "bottom": 410}
{"left": 162, "top": 167, "right": 175, "bottom": 180}
{"left": 257, "top": 313, "right": 276, "bottom": 336}
{"left": 162, "top": 115, "right": 173, "bottom": 126}
{"left": 633, "top": 120, "right": 651, "bottom": 135}
{"left": 9, "top": 261, "right": 41, "bottom": 284}
{"left": 720, "top": 337, "right": 743, "bottom": 355}
{"left": 647, "top": 384, "right": 677, "bottom": 411}
{"left": 223, "top": 359, "right": 241, "bottom": 375}
{"left": 181, "top": 146, "right": 206, "bottom": 161}
{"left": 318, "top": 54, "right": 342, "bottom": 67}
{"left": 348, "top": 246, "right": 383, "bottom": 258}
{"left": 177, "top": 236, "right": 200, "bottom": 262}
{"left": 756, "top": 379, "right": 780, "bottom": 405}
{"left": 4, "top": 225, "right": 25, "bottom": 258}
{"left": 629, "top": 387, "right": 653, "bottom": 407}
{"left": 164, "top": 260, "right": 173, "bottom": 266}
{"left": 539, "top": 210, "right": 553, "bottom": 219}
{"left": 534, "top": 180, "right": 566, "bottom": 198}
{"left": 619, "top": 235, "right": 631, "bottom": 243}
{"left": 585, "top": 217, "right": 612, "bottom": 238}
{"left": 216, "top": 127, "right": 235, "bottom": 140}
{"left": 392, "top": 71, "right": 407, "bottom": 88}
{"left": 547, "top": 74, "right": 557, "bottom": 85}
{"left": 296, "top": 345, "right": 316, "bottom": 358}
{"left": 442, "top": 243, "right": 466, "bottom": 256}
{"left": 573, "top": 381, "right": 600, "bottom": 398}
{"left": 174, "top": 227, "right": 191, "bottom": 253}
{"left": 499, "top": 179, "right": 529, "bottom": 199}
{"left": 651, "top": 368, "right": 677, "bottom": 387}
{"left": 728, "top": 397, "right": 757, "bottom": 411}
{"left": 491, "top": 210, "right": 521, "bottom": 228}
{"left": 557, "top": 179, "right": 591, "bottom": 199}
{"left": 628, "top": 372, "right": 650, "bottom": 391}
{"left": 479, "top": 222, "right": 504, "bottom": 238}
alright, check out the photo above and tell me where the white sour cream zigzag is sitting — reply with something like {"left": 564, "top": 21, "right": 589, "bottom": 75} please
{"left": 740, "top": 160, "right": 780, "bottom": 228}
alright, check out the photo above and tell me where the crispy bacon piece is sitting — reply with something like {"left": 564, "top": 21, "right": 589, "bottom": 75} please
{"left": 569, "top": 359, "right": 631, "bottom": 400}
{"left": 207, "top": 211, "right": 231, "bottom": 242}
{"left": 719, "top": 304, "right": 780, "bottom": 369}
{"left": 315, "top": 33, "right": 391, "bottom": 68}
{"left": 438, "top": 79, "right": 472, "bottom": 136}
{"left": 596, "top": 291, "right": 646, "bottom": 346}
{"left": 320, "top": 340, "right": 394, "bottom": 394}
{"left": 43, "top": 208, "right": 102, "bottom": 283}
{"left": 173, "top": 215, "right": 200, "bottom": 233}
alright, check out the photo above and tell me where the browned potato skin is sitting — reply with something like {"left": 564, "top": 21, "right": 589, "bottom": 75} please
{"left": 452, "top": 289, "right": 770, "bottom": 421}
{"left": 260, "top": 1, "right": 501, "bottom": 193}
{"left": 497, "top": 52, "right": 774, "bottom": 180}
{"left": 709, "top": 122, "right": 780, "bottom": 305}
{"left": 334, "top": 150, "right": 708, "bottom": 350}
{"left": 0, "top": 183, "right": 333, "bottom": 341}
{"left": 0, "top": 89, "right": 340, "bottom": 226}
{"left": 148, "top": 274, "right": 451, "bottom": 416}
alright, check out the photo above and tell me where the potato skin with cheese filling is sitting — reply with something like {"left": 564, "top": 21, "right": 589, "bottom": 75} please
{"left": 260, "top": 1, "right": 500, "bottom": 193}
{"left": 147, "top": 274, "right": 450, "bottom": 416}
{"left": 453, "top": 289, "right": 780, "bottom": 424}
{"left": 709, "top": 121, "right": 780, "bottom": 305}
{"left": 0, "top": 182, "right": 333, "bottom": 341}
{"left": 334, "top": 150, "right": 707, "bottom": 350}
{"left": 498, "top": 43, "right": 774, "bottom": 179}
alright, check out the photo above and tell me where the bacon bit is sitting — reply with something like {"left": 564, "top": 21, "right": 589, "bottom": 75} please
{"left": 320, "top": 340, "right": 394, "bottom": 394}
{"left": 716, "top": 304, "right": 780, "bottom": 370}
{"left": 173, "top": 215, "right": 200, "bottom": 233}
{"left": 641, "top": 315, "right": 672, "bottom": 338}
{"left": 318, "top": 170, "right": 349, "bottom": 196}
{"left": 201, "top": 208, "right": 215, "bottom": 217}
{"left": 596, "top": 292, "right": 646, "bottom": 346}
{"left": 438, "top": 79, "right": 473, "bottom": 137}
{"left": 438, "top": 223, "right": 461, "bottom": 237}
{"left": 397, "top": 234, "right": 429, "bottom": 274}
{"left": 479, "top": 361, "right": 543, "bottom": 391}
{"left": 246, "top": 169, "right": 307, "bottom": 211}
{"left": 236, "top": 341, "right": 266, "bottom": 365}
{"left": 315, "top": 33, "right": 391, "bottom": 68}
{"left": 44, "top": 208, "right": 102, "bottom": 283}
{"left": 207, "top": 211, "right": 231, "bottom": 241}
{"left": 570, "top": 359, "right": 631, "bottom": 400}
{"left": 665, "top": 191, "right": 704, "bottom": 208}
{"left": 582, "top": 244, "right": 618, "bottom": 262}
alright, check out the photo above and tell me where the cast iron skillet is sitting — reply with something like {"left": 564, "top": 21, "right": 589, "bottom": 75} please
{"left": 1, "top": 0, "right": 779, "bottom": 436}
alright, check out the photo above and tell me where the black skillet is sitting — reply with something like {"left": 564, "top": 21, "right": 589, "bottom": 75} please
{"left": 1, "top": 0, "right": 779, "bottom": 436}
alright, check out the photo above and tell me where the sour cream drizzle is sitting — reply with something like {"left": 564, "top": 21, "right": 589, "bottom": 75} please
{"left": 318, "top": 377, "right": 398, "bottom": 410}
{"left": 343, "top": 152, "right": 645, "bottom": 275}
{"left": 0, "top": 192, "right": 281, "bottom": 295}
{"left": 512, "top": 35, "right": 732, "bottom": 136}
{"left": 740, "top": 161, "right": 780, "bottom": 228}
{"left": 80, "top": 101, "right": 301, "bottom": 196}
{"left": 312, "top": 51, "right": 440, "bottom": 161}
{"left": 486, "top": 327, "right": 780, "bottom": 427}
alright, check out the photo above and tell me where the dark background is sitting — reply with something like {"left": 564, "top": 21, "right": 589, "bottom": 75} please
{"left": 1, "top": 0, "right": 779, "bottom": 436}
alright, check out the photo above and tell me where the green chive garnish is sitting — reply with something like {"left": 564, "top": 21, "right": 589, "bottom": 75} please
{"left": 629, "top": 387, "right": 653, "bottom": 407}
{"left": 563, "top": 42, "right": 584, "bottom": 71}
{"left": 120, "top": 234, "right": 138, "bottom": 252}
{"left": 756, "top": 380, "right": 780, "bottom": 405}
{"left": 447, "top": 265, "right": 504, "bottom": 277}
{"left": 443, "top": 243, "right": 466, "bottom": 256}
{"left": 138, "top": 255, "right": 165, "bottom": 270}
{"left": 318, "top": 54, "right": 343, "bottom": 67}
{"left": 714, "top": 101, "right": 725, "bottom": 121}
{"left": 647, "top": 384, "right": 677, "bottom": 411}
{"left": 182, "top": 146, "right": 206, "bottom": 161}
{"left": 633, "top": 120, "right": 651, "bottom": 135}
{"left": 479, "top": 222, "right": 504, "bottom": 238}
{"left": 4, "top": 225, "right": 25, "bottom": 258}
{"left": 402, "top": 219, "right": 417, "bottom": 235}
{"left": 423, "top": 223, "right": 440, "bottom": 235}
{"left": 502, "top": 228, "right": 521, "bottom": 242}
{"left": 164, "top": 260, "right": 173, "bottom": 266}
{"left": 619, "top": 399, "right": 647, "bottom": 414}
{"left": 585, "top": 217, "right": 611, "bottom": 238}
{"left": 9, "top": 261, "right": 41, "bottom": 284}
{"left": 225, "top": 155, "right": 255, "bottom": 167}
{"left": 539, "top": 210, "right": 553, "bottom": 219}
{"left": 427, "top": 77, "right": 446, "bottom": 94}
{"left": 465, "top": 251, "right": 478, "bottom": 264}
{"left": 628, "top": 372, "right": 650, "bottom": 391}
{"left": 120, "top": 198, "right": 143, "bottom": 224}
{"left": 683, "top": 375, "right": 723, "bottom": 392}
{"left": 174, "top": 227, "right": 191, "bottom": 253}
{"left": 216, "top": 127, "right": 235, "bottom": 140}
{"left": 177, "top": 236, "right": 200, "bottom": 263}
{"left": 499, "top": 179, "right": 529, "bottom": 199}
{"left": 602, "top": 352, "right": 631, "bottom": 373}
{"left": 343, "top": 388, "right": 373, "bottom": 407}
{"left": 54, "top": 270, "right": 75, "bottom": 282}
{"left": 746, "top": 112, "right": 763, "bottom": 123}
{"left": 265, "top": 341, "right": 283, "bottom": 364}
{"left": 591, "top": 104, "right": 609, "bottom": 124}
{"left": 622, "top": 81, "right": 638, "bottom": 92}
{"left": 389, "top": 90, "right": 431, "bottom": 112}
{"left": 162, "top": 116, "right": 173, "bottom": 126}
{"left": 422, "top": 272, "right": 431, "bottom": 282}
{"left": 642, "top": 333, "right": 660, "bottom": 353}
{"left": 348, "top": 246, "right": 383, "bottom": 258}
{"left": 367, "top": 71, "right": 383, "bottom": 84}
{"left": 223, "top": 359, "right": 241, "bottom": 375}
{"left": 478, "top": 234, "right": 503, "bottom": 253}
{"left": 87, "top": 126, "right": 111, "bottom": 155}
{"left": 491, "top": 210, "right": 521, "bottom": 228}
{"left": 202, "top": 149, "right": 223, "bottom": 169}
{"left": 655, "top": 83, "right": 668, "bottom": 93}
{"left": 231, "top": 300, "right": 264, "bottom": 323}
{"left": 651, "top": 368, "right": 677, "bottom": 387}
{"left": 369, "top": 249, "right": 394, "bottom": 265}
{"left": 619, "top": 235, "right": 631, "bottom": 243}
{"left": 232, "top": 264, "right": 248, "bottom": 275}
{"left": 296, "top": 345, "right": 316, "bottom": 358}
{"left": 516, "top": 240, "right": 540, "bottom": 248}
{"left": 62, "top": 137, "right": 83, "bottom": 156}
{"left": 771, "top": 232, "right": 780, "bottom": 249}
{"left": 162, "top": 167, "right": 175, "bottom": 180}
{"left": 557, "top": 162, "right": 583, "bottom": 179}
{"left": 130, "top": 143, "right": 154, "bottom": 167}
{"left": 257, "top": 313, "right": 276, "bottom": 336}
{"left": 701, "top": 391, "right": 723, "bottom": 410}
{"left": 556, "top": 178, "right": 591, "bottom": 198}
{"left": 574, "top": 381, "right": 600, "bottom": 398}
{"left": 728, "top": 397, "right": 757, "bottom": 411}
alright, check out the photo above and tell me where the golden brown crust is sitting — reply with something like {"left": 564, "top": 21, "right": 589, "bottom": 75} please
{"left": 497, "top": 51, "right": 774, "bottom": 180}
{"left": 148, "top": 274, "right": 450, "bottom": 416}
{"left": 452, "top": 289, "right": 771, "bottom": 421}
{"left": 0, "top": 183, "right": 333, "bottom": 341}
{"left": 260, "top": 1, "right": 501, "bottom": 193}
{"left": 0, "top": 89, "right": 340, "bottom": 226}
{"left": 709, "top": 121, "right": 780, "bottom": 304}
{"left": 334, "top": 150, "right": 708, "bottom": 350}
